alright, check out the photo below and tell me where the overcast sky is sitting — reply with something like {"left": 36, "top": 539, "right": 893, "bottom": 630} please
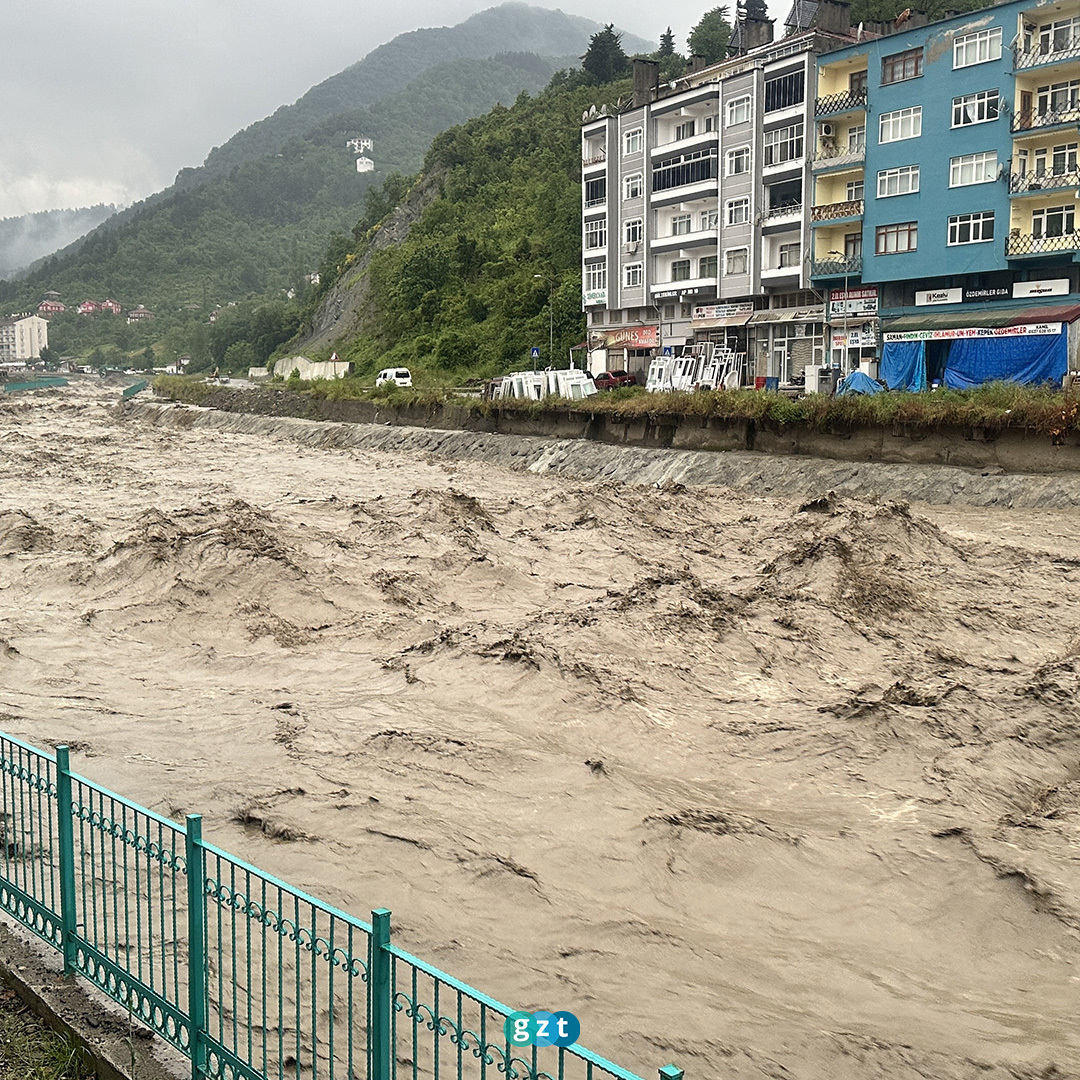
{"left": 1, "top": 1, "right": 770, "bottom": 221}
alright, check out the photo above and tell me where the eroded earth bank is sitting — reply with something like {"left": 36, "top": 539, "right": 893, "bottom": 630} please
{"left": 1, "top": 383, "right": 1078, "bottom": 1080}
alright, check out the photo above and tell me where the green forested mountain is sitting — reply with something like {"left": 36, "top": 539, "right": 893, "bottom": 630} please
{"left": 195, "top": 4, "right": 649, "bottom": 181}
{"left": 0, "top": 205, "right": 117, "bottom": 278}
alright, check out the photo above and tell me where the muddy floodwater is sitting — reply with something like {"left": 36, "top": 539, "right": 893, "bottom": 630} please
{"left": 1, "top": 383, "right": 1079, "bottom": 1079}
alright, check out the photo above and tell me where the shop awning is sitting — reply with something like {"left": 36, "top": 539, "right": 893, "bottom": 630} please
{"left": 747, "top": 308, "right": 824, "bottom": 323}
{"left": 883, "top": 303, "right": 1080, "bottom": 333}
{"left": 691, "top": 313, "right": 753, "bottom": 328}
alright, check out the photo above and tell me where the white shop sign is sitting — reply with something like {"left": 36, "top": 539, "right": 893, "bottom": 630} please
{"left": 915, "top": 288, "right": 962, "bottom": 306}
{"left": 1012, "top": 278, "right": 1069, "bottom": 298}
{"left": 884, "top": 322, "right": 1062, "bottom": 342}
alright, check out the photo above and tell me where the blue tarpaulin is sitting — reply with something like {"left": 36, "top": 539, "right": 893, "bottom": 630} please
{"left": 836, "top": 370, "right": 884, "bottom": 396}
{"left": 880, "top": 341, "right": 927, "bottom": 392}
{"left": 943, "top": 330, "right": 1067, "bottom": 389}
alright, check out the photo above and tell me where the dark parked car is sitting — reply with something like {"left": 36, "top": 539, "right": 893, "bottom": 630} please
{"left": 592, "top": 370, "right": 637, "bottom": 390}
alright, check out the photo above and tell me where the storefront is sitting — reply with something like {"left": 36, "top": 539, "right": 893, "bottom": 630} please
{"left": 746, "top": 307, "right": 826, "bottom": 387}
{"left": 880, "top": 286, "right": 1080, "bottom": 389}
{"left": 688, "top": 303, "right": 753, "bottom": 385}
{"left": 587, "top": 325, "right": 659, "bottom": 379}
{"left": 827, "top": 286, "right": 879, "bottom": 375}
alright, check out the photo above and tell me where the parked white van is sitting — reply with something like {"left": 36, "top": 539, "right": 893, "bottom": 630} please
{"left": 375, "top": 367, "right": 412, "bottom": 387}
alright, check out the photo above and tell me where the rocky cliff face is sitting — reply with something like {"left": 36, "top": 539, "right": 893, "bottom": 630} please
{"left": 293, "top": 170, "right": 443, "bottom": 355}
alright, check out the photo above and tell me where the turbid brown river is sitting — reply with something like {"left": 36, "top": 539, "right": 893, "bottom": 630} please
{"left": 1, "top": 382, "right": 1078, "bottom": 1079}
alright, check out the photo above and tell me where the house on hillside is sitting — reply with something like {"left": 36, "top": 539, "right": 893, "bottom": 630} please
{"left": 126, "top": 305, "right": 154, "bottom": 323}
{"left": 77, "top": 300, "right": 102, "bottom": 315}
{"left": 37, "top": 300, "right": 65, "bottom": 316}
{"left": 100, "top": 299, "right": 122, "bottom": 315}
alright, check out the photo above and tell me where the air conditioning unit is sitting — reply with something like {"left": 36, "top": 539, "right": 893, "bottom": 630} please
{"left": 821, "top": 123, "right": 835, "bottom": 137}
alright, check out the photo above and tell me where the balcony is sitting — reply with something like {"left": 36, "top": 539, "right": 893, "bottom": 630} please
{"left": 811, "top": 255, "right": 862, "bottom": 277}
{"left": 1015, "top": 38, "right": 1080, "bottom": 70}
{"left": 811, "top": 142, "right": 866, "bottom": 170}
{"left": 1006, "top": 230, "right": 1080, "bottom": 256}
{"left": 761, "top": 203, "right": 803, "bottom": 224}
{"left": 1012, "top": 102, "right": 1080, "bottom": 133}
{"left": 810, "top": 199, "right": 864, "bottom": 223}
{"left": 814, "top": 88, "right": 868, "bottom": 116}
{"left": 582, "top": 148, "right": 607, "bottom": 169}
{"left": 1010, "top": 168, "right": 1080, "bottom": 193}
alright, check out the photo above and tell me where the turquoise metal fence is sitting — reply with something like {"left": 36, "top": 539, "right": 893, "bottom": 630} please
{"left": 0, "top": 734, "right": 681, "bottom": 1080}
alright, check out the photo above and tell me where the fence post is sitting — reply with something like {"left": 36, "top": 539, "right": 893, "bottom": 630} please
{"left": 370, "top": 908, "right": 392, "bottom": 1080}
{"left": 186, "top": 814, "right": 207, "bottom": 1080}
{"left": 54, "top": 746, "right": 77, "bottom": 976}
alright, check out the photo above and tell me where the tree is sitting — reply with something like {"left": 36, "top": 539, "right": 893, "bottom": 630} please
{"left": 581, "top": 24, "right": 629, "bottom": 84}
{"left": 687, "top": 7, "right": 733, "bottom": 64}
{"left": 658, "top": 27, "right": 676, "bottom": 56}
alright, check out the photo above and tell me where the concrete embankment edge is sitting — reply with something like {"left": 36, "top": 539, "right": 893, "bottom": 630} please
{"left": 125, "top": 399, "right": 1080, "bottom": 508}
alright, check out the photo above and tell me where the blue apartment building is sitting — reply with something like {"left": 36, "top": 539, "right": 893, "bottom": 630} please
{"left": 810, "top": 0, "right": 1080, "bottom": 388}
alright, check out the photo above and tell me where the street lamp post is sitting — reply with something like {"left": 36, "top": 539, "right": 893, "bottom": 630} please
{"left": 533, "top": 273, "right": 555, "bottom": 367}
{"left": 827, "top": 250, "right": 849, "bottom": 371}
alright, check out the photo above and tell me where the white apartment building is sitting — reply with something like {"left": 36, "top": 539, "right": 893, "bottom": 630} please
{"left": 582, "top": 25, "right": 852, "bottom": 387}
{"left": 0, "top": 314, "right": 49, "bottom": 365}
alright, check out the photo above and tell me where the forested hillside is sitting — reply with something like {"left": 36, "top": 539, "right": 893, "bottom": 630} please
{"left": 0, "top": 205, "right": 117, "bottom": 278}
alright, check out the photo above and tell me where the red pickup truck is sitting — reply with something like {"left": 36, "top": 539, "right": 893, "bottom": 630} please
{"left": 592, "top": 370, "right": 638, "bottom": 391}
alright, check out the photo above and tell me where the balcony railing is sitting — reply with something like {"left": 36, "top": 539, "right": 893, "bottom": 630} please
{"left": 762, "top": 202, "right": 803, "bottom": 222}
{"left": 1015, "top": 38, "right": 1080, "bottom": 69}
{"left": 811, "top": 255, "right": 862, "bottom": 277}
{"left": 811, "top": 142, "right": 866, "bottom": 169}
{"left": 582, "top": 149, "right": 606, "bottom": 168}
{"left": 810, "top": 199, "right": 864, "bottom": 222}
{"left": 1006, "top": 230, "right": 1080, "bottom": 255}
{"left": 1012, "top": 103, "right": 1080, "bottom": 132}
{"left": 814, "top": 88, "right": 868, "bottom": 116}
{"left": 1010, "top": 168, "right": 1080, "bottom": 193}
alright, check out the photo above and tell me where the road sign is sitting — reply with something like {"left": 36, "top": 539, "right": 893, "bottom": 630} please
{"left": 531, "top": 347, "right": 540, "bottom": 359}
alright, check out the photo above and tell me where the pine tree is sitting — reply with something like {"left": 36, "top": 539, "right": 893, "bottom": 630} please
{"left": 658, "top": 27, "right": 676, "bottom": 56}
{"left": 687, "top": 7, "right": 733, "bottom": 64}
{"left": 581, "top": 24, "right": 630, "bottom": 84}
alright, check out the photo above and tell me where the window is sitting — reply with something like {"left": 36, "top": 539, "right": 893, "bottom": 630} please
{"left": 674, "top": 119, "right": 696, "bottom": 141}
{"left": 881, "top": 48, "right": 922, "bottom": 84}
{"left": 879, "top": 106, "right": 922, "bottom": 143}
{"left": 725, "top": 248, "right": 749, "bottom": 275}
{"left": 846, "top": 179, "right": 865, "bottom": 200}
{"left": 947, "top": 211, "right": 995, "bottom": 244}
{"left": 584, "top": 262, "right": 606, "bottom": 291}
{"left": 875, "top": 221, "right": 918, "bottom": 254}
{"left": 778, "top": 242, "right": 801, "bottom": 267}
{"left": 726, "top": 146, "right": 751, "bottom": 175}
{"left": 1052, "top": 142, "right": 1078, "bottom": 174}
{"left": 662, "top": 304, "right": 676, "bottom": 319}
{"left": 764, "top": 70, "right": 805, "bottom": 111}
{"left": 623, "top": 127, "right": 643, "bottom": 155}
{"left": 877, "top": 164, "right": 920, "bottom": 197}
{"left": 584, "top": 177, "right": 606, "bottom": 206}
{"left": 623, "top": 172, "right": 644, "bottom": 199}
{"left": 671, "top": 213, "right": 692, "bottom": 235}
{"left": 727, "top": 96, "right": 751, "bottom": 125}
{"left": 952, "top": 89, "right": 999, "bottom": 126}
{"left": 847, "top": 124, "right": 866, "bottom": 152}
{"left": 1039, "top": 16, "right": 1080, "bottom": 55}
{"left": 1037, "top": 80, "right": 1080, "bottom": 119}
{"left": 699, "top": 255, "right": 718, "bottom": 278}
{"left": 624, "top": 263, "right": 644, "bottom": 287}
{"left": 1033, "top": 204, "right": 1076, "bottom": 238}
{"left": 726, "top": 196, "right": 751, "bottom": 225}
{"left": 763, "top": 123, "right": 804, "bottom": 166}
{"left": 845, "top": 231, "right": 862, "bottom": 259}
{"left": 849, "top": 69, "right": 868, "bottom": 94}
{"left": 949, "top": 151, "right": 997, "bottom": 186}
{"left": 671, "top": 259, "right": 691, "bottom": 281}
{"left": 652, "top": 149, "right": 718, "bottom": 191}
{"left": 704, "top": 115, "right": 716, "bottom": 132}
{"left": 585, "top": 220, "right": 607, "bottom": 249}
{"left": 624, "top": 218, "right": 643, "bottom": 245}
{"left": 700, "top": 208, "right": 719, "bottom": 230}
{"left": 954, "top": 27, "right": 1002, "bottom": 68}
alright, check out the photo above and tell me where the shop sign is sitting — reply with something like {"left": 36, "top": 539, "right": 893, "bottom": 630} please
{"left": 884, "top": 322, "right": 1062, "bottom": 342}
{"left": 828, "top": 286, "right": 878, "bottom": 317}
{"left": 915, "top": 288, "right": 962, "bottom": 306}
{"left": 1013, "top": 278, "right": 1070, "bottom": 298}
{"left": 832, "top": 324, "right": 877, "bottom": 349}
{"left": 963, "top": 286, "right": 1010, "bottom": 302}
{"left": 654, "top": 290, "right": 680, "bottom": 299}
{"left": 598, "top": 325, "right": 659, "bottom": 349}
{"left": 693, "top": 302, "right": 754, "bottom": 320}
{"left": 584, "top": 289, "right": 607, "bottom": 305}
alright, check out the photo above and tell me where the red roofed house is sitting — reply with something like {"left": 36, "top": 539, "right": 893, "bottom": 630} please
{"left": 77, "top": 300, "right": 102, "bottom": 315}
{"left": 37, "top": 300, "right": 65, "bottom": 316}
{"left": 100, "top": 299, "right": 122, "bottom": 315}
